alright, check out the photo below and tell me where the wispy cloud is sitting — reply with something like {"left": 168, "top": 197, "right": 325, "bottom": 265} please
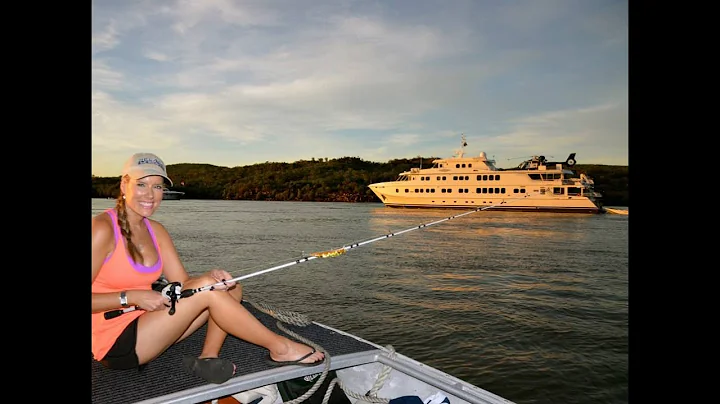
{"left": 91, "top": 0, "right": 628, "bottom": 176}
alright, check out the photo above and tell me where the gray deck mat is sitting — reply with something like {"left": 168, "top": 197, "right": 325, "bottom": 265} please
{"left": 92, "top": 301, "right": 376, "bottom": 404}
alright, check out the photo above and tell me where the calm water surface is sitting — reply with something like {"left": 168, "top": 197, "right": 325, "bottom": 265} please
{"left": 91, "top": 199, "right": 628, "bottom": 404}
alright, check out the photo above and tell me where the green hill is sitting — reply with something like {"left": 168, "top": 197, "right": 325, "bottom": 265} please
{"left": 92, "top": 157, "right": 628, "bottom": 207}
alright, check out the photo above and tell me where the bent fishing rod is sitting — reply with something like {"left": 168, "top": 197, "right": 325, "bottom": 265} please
{"left": 104, "top": 195, "right": 530, "bottom": 320}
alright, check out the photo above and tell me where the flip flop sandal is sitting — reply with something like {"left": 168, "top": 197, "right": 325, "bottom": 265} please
{"left": 182, "top": 356, "right": 236, "bottom": 384}
{"left": 265, "top": 348, "right": 325, "bottom": 367}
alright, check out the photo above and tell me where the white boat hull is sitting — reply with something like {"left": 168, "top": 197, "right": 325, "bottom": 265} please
{"left": 369, "top": 182, "right": 602, "bottom": 213}
{"left": 163, "top": 190, "right": 185, "bottom": 200}
{"left": 93, "top": 299, "right": 514, "bottom": 404}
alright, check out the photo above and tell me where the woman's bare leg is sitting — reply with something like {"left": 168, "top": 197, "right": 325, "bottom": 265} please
{"left": 199, "top": 284, "right": 243, "bottom": 358}
{"left": 135, "top": 275, "right": 324, "bottom": 365}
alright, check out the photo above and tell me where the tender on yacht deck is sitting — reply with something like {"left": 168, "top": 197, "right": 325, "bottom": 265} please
{"left": 91, "top": 301, "right": 379, "bottom": 404}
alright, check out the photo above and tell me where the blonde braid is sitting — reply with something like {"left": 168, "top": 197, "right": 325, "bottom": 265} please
{"left": 115, "top": 181, "right": 141, "bottom": 263}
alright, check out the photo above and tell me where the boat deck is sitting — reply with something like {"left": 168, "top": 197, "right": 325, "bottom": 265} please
{"left": 92, "top": 301, "right": 378, "bottom": 404}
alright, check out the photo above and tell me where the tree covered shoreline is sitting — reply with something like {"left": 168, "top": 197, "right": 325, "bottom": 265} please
{"left": 92, "top": 157, "right": 629, "bottom": 207}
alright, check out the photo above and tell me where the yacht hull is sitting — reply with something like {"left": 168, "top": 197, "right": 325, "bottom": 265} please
{"left": 369, "top": 183, "right": 601, "bottom": 213}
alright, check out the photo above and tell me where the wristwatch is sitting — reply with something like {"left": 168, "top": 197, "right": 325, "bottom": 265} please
{"left": 120, "top": 291, "right": 129, "bottom": 307}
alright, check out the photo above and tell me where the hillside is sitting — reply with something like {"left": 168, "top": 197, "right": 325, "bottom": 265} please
{"left": 92, "top": 157, "right": 628, "bottom": 206}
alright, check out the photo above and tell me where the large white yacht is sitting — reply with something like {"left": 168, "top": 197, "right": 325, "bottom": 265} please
{"left": 368, "top": 135, "right": 604, "bottom": 213}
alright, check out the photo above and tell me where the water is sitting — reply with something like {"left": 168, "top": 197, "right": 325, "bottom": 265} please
{"left": 92, "top": 199, "right": 628, "bottom": 404}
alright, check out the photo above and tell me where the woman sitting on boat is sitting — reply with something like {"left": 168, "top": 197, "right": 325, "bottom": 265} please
{"left": 91, "top": 153, "right": 325, "bottom": 384}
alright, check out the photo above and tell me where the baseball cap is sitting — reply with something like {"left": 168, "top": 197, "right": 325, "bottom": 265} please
{"left": 121, "top": 153, "right": 173, "bottom": 187}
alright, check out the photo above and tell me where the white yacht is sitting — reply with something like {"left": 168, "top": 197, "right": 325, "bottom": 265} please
{"left": 368, "top": 135, "right": 604, "bottom": 213}
{"left": 163, "top": 188, "right": 186, "bottom": 200}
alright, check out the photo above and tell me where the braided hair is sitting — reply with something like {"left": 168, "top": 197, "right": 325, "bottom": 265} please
{"left": 114, "top": 176, "right": 142, "bottom": 263}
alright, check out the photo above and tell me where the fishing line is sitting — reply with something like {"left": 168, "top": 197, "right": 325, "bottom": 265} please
{"left": 104, "top": 194, "right": 530, "bottom": 319}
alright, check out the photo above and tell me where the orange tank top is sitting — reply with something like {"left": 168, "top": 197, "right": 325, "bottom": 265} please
{"left": 91, "top": 209, "right": 163, "bottom": 361}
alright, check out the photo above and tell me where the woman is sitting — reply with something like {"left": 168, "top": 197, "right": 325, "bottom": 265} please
{"left": 91, "top": 153, "right": 324, "bottom": 384}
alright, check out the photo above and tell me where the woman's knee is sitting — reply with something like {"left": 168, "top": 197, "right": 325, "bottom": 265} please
{"left": 183, "top": 275, "right": 242, "bottom": 301}
{"left": 229, "top": 283, "right": 243, "bottom": 301}
{"left": 184, "top": 274, "right": 218, "bottom": 289}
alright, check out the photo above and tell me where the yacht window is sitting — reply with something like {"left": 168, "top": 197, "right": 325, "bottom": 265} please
{"left": 462, "top": 164, "right": 466, "bottom": 168}
{"left": 489, "top": 188, "right": 494, "bottom": 194}
{"left": 553, "top": 187, "right": 564, "bottom": 195}
{"left": 453, "top": 176, "right": 458, "bottom": 180}
{"left": 469, "top": 164, "right": 472, "bottom": 168}
{"left": 496, "top": 175, "right": 501, "bottom": 181}
{"left": 436, "top": 176, "right": 441, "bottom": 180}
{"left": 431, "top": 189, "right": 435, "bottom": 193}
{"left": 442, "top": 176, "right": 447, "bottom": 180}
{"left": 476, "top": 175, "right": 481, "bottom": 181}
{"left": 456, "top": 164, "right": 460, "bottom": 168}
{"left": 483, "top": 175, "right": 488, "bottom": 181}
{"left": 459, "top": 189, "right": 464, "bottom": 193}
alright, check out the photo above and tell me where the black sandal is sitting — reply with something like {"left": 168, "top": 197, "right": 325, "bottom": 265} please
{"left": 182, "top": 356, "right": 236, "bottom": 384}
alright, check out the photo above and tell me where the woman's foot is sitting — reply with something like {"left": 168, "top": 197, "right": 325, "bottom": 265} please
{"left": 182, "top": 356, "right": 237, "bottom": 384}
{"left": 268, "top": 340, "right": 325, "bottom": 365}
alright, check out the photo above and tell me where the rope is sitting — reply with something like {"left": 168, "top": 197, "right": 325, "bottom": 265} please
{"left": 246, "top": 300, "right": 397, "bottom": 404}
{"left": 247, "top": 299, "right": 330, "bottom": 404}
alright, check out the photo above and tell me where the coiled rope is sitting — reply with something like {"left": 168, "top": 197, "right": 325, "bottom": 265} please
{"left": 248, "top": 300, "right": 397, "bottom": 404}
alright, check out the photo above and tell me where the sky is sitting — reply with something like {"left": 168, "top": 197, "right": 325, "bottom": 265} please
{"left": 92, "top": 0, "right": 628, "bottom": 177}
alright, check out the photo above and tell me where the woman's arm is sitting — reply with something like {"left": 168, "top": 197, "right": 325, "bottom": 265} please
{"left": 150, "top": 219, "right": 235, "bottom": 290}
{"left": 91, "top": 214, "right": 127, "bottom": 313}
{"left": 149, "top": 220, "right": 191, "bottom": 284}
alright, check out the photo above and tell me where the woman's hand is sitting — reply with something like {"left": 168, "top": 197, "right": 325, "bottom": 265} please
{"left": 129, "top": 290, "right": 169, "bottom": 311}
{"left": 208, "top": 269, "right": 235, "bottom": 290}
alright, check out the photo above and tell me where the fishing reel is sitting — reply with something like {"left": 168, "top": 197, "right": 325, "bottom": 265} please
{"left": 160, "top": 281, "right": 183, "bottom": 315}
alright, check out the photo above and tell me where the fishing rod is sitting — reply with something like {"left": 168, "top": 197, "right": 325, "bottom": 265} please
{"left": 104, "top": 195, "right": 530, "bottom": 320}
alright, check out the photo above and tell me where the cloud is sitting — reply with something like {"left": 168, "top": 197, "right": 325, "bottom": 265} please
{"left": 91, "top": 0, "right": 628, "bottom": 176}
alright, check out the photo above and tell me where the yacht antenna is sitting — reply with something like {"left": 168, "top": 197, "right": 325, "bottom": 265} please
{"left": 456, "top": 133, "right": 467, "bottom": 158}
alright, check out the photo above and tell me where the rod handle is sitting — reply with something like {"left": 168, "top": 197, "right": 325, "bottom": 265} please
{"left": 103, "top": 306, "right": 136, "bottom": 320}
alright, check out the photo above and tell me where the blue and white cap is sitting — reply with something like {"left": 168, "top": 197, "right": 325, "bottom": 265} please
{"left": 121, "top": 153, "right": 173, "bottom": 186}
